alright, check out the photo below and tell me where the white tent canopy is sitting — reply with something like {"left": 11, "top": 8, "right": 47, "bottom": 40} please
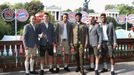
{"left": 116, "top": 29, "right": 134, "bottom": 38}
{"left": 1, "top": 35, "right": 22, "bottom": 41}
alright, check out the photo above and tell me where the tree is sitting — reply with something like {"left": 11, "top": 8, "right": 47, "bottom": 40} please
{"left": 74, "top": 7, "right": 82, "bottom": 12}
{"left": 105, "top": 4, "right": 115, "bottom": 10}
{"left": 0, "top": 3, "right": 10, "bottom": 12}
{"left": 25, "top": 0, "right": 44, "bottom": 16}
{"left": 106, "top": 16, "right": 118, "bottom": 28}
{"left": 63, "top": 9, "right": 72, "bottom": 12}
{"left": 116, "top": 4, "right": 134, "bottom": 15}
{"left": 88, "top": 9, "right": 95, "bottom": 13}
{"left": 0, "top": 18, "right": 11, "bottom": 39}
{"left": 11, "top": 3, "right": 25, "bottom": 9}
{"left": 0, "top": 3, "right": 11, "bottom": 39}
{"left": 105, "top": 3, "right": 134, "bottom": 15}
{"left": 14, "top": 0, "right": 44, "bottom": 35}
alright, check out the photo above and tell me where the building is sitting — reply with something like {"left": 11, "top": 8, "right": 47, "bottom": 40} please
{"left": 88, "top": 9, "right": 119, "bottom": 20}
{"left": 44, "top": 5, "right": 61, "bottom": 21}
{"left": 105, "top": 9, "right": 119, "bottom": 19}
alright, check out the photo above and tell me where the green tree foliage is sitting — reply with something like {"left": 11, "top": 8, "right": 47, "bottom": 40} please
{"left": 105, "top": 4, "right": 116, "bottom": 10}
{"left": 74, "top": 7, "right": 95, "bottom": 13}
{"left": 88, "top": 9, "right": 95, "bottom": 13}
{"left": 63, "top": 9, "right": 72, "bottom": 12}
{"left": 0, "top": 3, "right": 10, "bottom": 12}
{"left": 0, "top": 18, "right": 11, "bottom": 39}
{"left": 74, "top": 7, "right": 82, "bottom": 12}
{"left": 0, "top": 0, "right": 44, "bottom": 38}
{"left": 11, "top": 3, "right": 25, "bottom": 9}
{"left": 25, "top": 0, "right": 44, "bottom": 16}
{"left": 0, "top": 3, "right": 11, "bottom": 39}
{"left": 106, "top": 17, "right": 118, "bottom": 28}
{"left": 117, "top": 4, "right": 134, "bottom": 15}
{"left": 105, "top": 4, "right": 134, "bottom": 15}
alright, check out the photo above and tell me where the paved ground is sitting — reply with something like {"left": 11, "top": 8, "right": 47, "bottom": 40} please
{"left": 0, "top": 61, "right": 134, "bottom": 75}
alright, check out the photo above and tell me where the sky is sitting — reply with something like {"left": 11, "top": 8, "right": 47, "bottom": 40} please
{"left": 0, "top": 0, "right": 133, "bottom": 12}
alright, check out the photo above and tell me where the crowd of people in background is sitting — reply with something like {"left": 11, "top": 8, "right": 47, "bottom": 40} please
{"left": 23, "top": 12, "right": 117, "bottom": 75}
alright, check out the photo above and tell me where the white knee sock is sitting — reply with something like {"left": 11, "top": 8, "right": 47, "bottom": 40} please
{"left": 25, "top": 61, "right": 29, "bottom": 73}
{"left": 64, "top": 64, "right": 68, "bottom": 68}
{"left": 40, "top": 64, "right": 44, "bottom": 70}
{"left": 90, "top": 63, "right": 94, "bottom": 68}
{"left": 57, "top": 64, "right": 60, "bottom": 68}
{"left": 30, "top": 59, "right": 35, "bottom": 71}
{"left": 95, "top": 64, "right": 98, "bottom": 70}
{"left": 111, "top": 65, "right": 114, "bottom": 71}
{"left": 49, "top": 65, "right": 52, "bottom": 69}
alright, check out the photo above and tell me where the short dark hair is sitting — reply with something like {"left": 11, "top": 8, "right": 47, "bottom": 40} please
{"left": 100, "top": 13, "right": 106, "bottom": 17}
{"left": 44, "top": 12, "right": 49, "bottom": 16}
{"left": 75, "top": 12, "right": 82, "bottom": 17}
{"left": 63, "top": 13, "right": 68, "bottom": 16}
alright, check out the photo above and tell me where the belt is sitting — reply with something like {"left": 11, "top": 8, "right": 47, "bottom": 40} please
{"left": 103, "top": 40, "right": 108, "bottom": 42}
{"left": 62, "top": 39, "right": 67, "bottom": 41}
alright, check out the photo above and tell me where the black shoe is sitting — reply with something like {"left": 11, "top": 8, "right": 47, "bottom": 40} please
{"left": 39, "top": 70, "right": 44, "bottom": 75}
{"left": 25, "top": 73, "right": 29, "bottom": 75}
{"left": 111, "top": 71, "right": 116, "bottom": 75}
{"left": 95, "top": 70, "right": 99, "bottom": 75}
{"left": 75, "top": 67, "right": 80, "bottom": 72}
{"left": 64, "top": 67, "right": 70, "bottom": 72}
{"left": 100, "top": 68, "right": 108, "bottom": 73}
{"left": 87, "top": 67, "right": 94, "bottom": 71}
{"left": 49, "top": 68, "right": 55, "bottom": 73}
{"left": 30, "top": 71, "right": 38, "bottom": 74}
{"left": 81, "top": 71, "right": 86, "bottom": 75}
{"left": 55, "top": 68, "right": 60, "bottom": 73}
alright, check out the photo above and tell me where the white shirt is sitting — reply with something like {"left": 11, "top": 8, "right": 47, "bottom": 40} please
{"left": 31, "top": 23, "right": 35, "bottom": 31}
{"left": 102, "top": 24, "right": 108, "bottom": 41}
{"left": 61, "top": 23, "right": 68, "bottom": 39}
{"left": 89, "top": 25, "right": 93, "bottom": 31}
{"left": 44, "top": 22, "right": 48, "bottom": 29}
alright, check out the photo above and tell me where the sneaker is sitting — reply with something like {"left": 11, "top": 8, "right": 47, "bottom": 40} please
{"left": 30, "top": 71, "right": 38, "bottom": 74}
{"left": 87, "top": 67, "right": 94, "bottom": 71}
{"left": 111, "top": 71, "right": 116, "bottom": 75}
{"left": 100, "top": 68, "right": 108, "bottom": 73}
{"left": 95, "top": 70, "right": 100, "bottom": 75}
{"left": 64, "top": 66, "right": 70, "bottom": 72}
{"left": 49, "top": 68, "right": 55, "bottom": 73}
{"left": 25, "top": 73, "right": 29, "bottom": 75}
{"left": 39, "top": 70, "right": 44, "bottom": 75}
{"left": 75, "top": 67, "right": 80, "bottom": 72}
{"left": 55, "top": 68, "right": 60, "bottom": 73}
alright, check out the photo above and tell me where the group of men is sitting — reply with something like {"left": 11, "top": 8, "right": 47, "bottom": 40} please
{"left": 23, "top": 12, "right": 117, "bottom": 75}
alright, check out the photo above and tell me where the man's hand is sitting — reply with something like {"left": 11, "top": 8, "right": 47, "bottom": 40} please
{"left": 39, "top": 32, "right": 46, "bottom": 38}
{"left": 84, "top": 43, "right": 87, "bottom": 48}
{"left": 25, "top": 46, "right": 28, "bottom": 50}
{"left": 97, "top": 44, "right": 101, "bottom": 50}
{"left": 113, "top": 43, "right": 117, "bottom": 49}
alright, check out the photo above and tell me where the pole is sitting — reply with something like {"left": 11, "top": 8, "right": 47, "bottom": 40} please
{"left": 126, "top": 14, "right": 128, "bottom": 30}
{"left": 15, "top": 9, "right": 17, "bottom": 39}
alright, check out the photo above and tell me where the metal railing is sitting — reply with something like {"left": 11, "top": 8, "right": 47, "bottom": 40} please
{"left": 0, "top": 39, "right": 134, "bottom": 72}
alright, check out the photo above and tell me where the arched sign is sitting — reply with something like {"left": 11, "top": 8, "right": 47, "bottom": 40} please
{"left": 16, "top": 9, "right": 29, "bottom": 22}
{"left": 1, "top": 8, "right": 15, "bottom": 21}
{"left": 68, "top": 12, "right": 76, "bottom": 22}
{"left": 81, "top": 11, "right": 89, "bottom": 23}
{"left": 116, "top": 15, "right": 126, "bottom": 25}
{"left": 128, "top": 14, "right": 134, "bottom": 24}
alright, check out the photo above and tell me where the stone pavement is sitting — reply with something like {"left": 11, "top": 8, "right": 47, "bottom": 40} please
{"left": 0, "top": 61, "right": 134, "bottom": 75}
